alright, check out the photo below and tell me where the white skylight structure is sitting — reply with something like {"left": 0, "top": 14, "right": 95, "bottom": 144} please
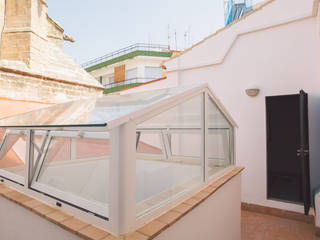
{"left": 0, "top": 83, "right": 236, "bottom": 235}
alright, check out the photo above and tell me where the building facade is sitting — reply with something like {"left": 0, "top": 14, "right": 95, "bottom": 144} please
{"left": 82, "top": 44, "right": 178, "bottom": 91}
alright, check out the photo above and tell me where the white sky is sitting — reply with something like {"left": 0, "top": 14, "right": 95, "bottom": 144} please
{"left": 45, "top": 0, "right": 259, "bottom": 64}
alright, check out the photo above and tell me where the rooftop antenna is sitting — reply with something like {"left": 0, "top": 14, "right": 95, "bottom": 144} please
{"left": 174, "top": 29, "right": 177, "bottom": 50}
{"left": 184, "top": 30, "right": 187, "bottom": 50}
{"left": 188, "top": 26, "right": 192, "bottom": 48}
{"left": 167, "top": 24, "right": 171, "bottom": 50}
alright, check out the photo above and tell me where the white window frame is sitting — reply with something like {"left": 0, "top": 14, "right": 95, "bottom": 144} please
{"left": 0, "top": 130, "right": 47, "bottom": 185}
{"left": 31, "top": 130, "right": 110, "bottom": 218}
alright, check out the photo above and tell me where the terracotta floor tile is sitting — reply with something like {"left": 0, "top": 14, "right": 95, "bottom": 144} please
{"left": 23, "top": 199, "right": 43, "bottom": 210}
{"left": 77, "top": 225, "right": 110, "bottom": 240}
{"left": 60, "top": 217, "right": 90, "bottom": 233}
{"left": 125, "top": 231, "right": 149, "bottom": 240}
{"left": 173, "top": 203, "right": 193, "bottom": 214}
{"left": 32, "top": 203, "right": 57, "bottom": 216}
{"left": 0, "top": 185, "right": 14, "bottom": 195}
{"left": 157, "top": 210, "right": 182, "bottom": 226}
{"left": 137, "top": 219, "right": 167, "bottom": 238}
{"left": 193, "top": 190, "right": 211, "bottom": 202}
{"left": 184, "top": 197, "right": 201, "bottom": 207}
{"left": 45, "top": 210, "right": 72, "bottom": 225}
{"left": 241, "top": 210, "right": 320, "bottom": 240}
{"left": 102, "top": 235, "right": 123, "bottom": 240}
{"left": 5, "top": 191, "right": 33, "bottom": 204}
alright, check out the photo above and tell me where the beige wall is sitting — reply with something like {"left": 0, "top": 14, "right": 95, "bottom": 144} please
{"left": 154, "top": 174, "right": 241, "bottom": 240}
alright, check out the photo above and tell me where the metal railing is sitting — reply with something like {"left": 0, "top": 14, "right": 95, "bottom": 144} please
{"left": 82, "top": 43, "right": 171, "bottom": 69}
{"left": 103, "top": 77, "right": 155, "bottom": 89}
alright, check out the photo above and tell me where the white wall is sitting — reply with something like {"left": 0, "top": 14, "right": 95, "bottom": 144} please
{"left": 154, "top": 174, "right": 241, "bottom": 240}
{"left": 123, "top": 0, "right": 320, "bottom": 213}
{"left": 0, "top": 197, "right": 82, "bottom": 240}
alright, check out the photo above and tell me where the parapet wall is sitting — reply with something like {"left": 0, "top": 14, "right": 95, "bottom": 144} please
{"left": 0, "top": 66, "right": 102, "bottom": 103}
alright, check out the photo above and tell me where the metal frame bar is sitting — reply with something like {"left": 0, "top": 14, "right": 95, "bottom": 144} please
{"left": 0, "top": 130, "right": 46, "bottom": 185}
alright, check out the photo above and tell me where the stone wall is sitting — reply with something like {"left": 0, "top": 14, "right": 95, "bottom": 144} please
{"left": 0, "top": 0, "right": 103, "bottom": 103}
{"left": 0, "top": 67, "right": 101, "bottom": 103}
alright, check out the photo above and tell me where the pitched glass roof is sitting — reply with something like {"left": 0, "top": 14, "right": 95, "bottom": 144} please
{"left": 0, "top": 84, "right": 208, "bottom": 128}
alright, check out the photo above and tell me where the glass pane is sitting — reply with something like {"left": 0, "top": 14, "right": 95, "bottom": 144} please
{"left": 0, "top": 84, "right": 199, "bottom": 127}
{"left": 137, "top": 132, "right": 163, "bottom": 156}
{"left": 144, "top": 66, "right": 163, "bottom": 80}
{"left": 126, "top": 68, "right": 137, "bottom": 80}
{"left": 0, "top": 129, "right": 6, "bottom": 142}
{"left": 33, "top": 135, "right": 44, "bottom": 166}
{"left": 136, "top": 95, "right": 202, "bottom": 216}
{"left": 170, "top": 133, "right": 201, "bottom": 158}
{"left": 0, "top": 133, "right": 26, "bottom": 177}
{"left": 36, "top": 136, "right": 109, "bottom": 205}
{"left": 207, "top": 97, "right": 233, "bottom": 178}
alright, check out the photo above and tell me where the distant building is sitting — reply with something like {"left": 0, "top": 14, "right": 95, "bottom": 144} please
{"left": 82, "top": 44, "right": 179, "bottom": 91}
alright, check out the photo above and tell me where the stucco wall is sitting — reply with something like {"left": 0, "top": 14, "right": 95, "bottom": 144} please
{"left": 173, "top": 17, "right": 320, "bottom": 213}
{"left": 0, "top": 197, "right": 82, "bottom": 240}
{"left": 154, "top": 174, "right": 241, "bottom": 240}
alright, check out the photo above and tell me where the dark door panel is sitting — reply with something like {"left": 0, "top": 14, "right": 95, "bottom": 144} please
{"left": 266, "top": 92, "right": 310, "bottom": 215}
{"left": 299, "top": 90, "right": 310, "bottom": 215}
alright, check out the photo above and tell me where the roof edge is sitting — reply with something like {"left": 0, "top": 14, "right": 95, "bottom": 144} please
{"left": 0, "top": 66, "right": 104, "bottom": 91}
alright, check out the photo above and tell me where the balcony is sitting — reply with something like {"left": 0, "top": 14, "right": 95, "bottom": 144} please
{"left": 82, "top": 43, "right": 172, "bottom": 71}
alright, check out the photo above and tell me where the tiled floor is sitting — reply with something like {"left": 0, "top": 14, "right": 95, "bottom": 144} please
{"left": 242, "top": 210, "right": 320, "bottom": 240}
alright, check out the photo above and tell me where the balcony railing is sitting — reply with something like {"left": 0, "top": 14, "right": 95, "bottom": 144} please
{"left": 82, "top": 43, "right": 171, "bottom": 69}
{"left": 103, "top": 78, "right": 155, "bottom": 89}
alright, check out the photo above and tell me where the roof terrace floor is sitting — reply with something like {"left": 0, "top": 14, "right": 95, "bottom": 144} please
{"left": 242, "top": 210, "right": 319, "bottom": 240}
